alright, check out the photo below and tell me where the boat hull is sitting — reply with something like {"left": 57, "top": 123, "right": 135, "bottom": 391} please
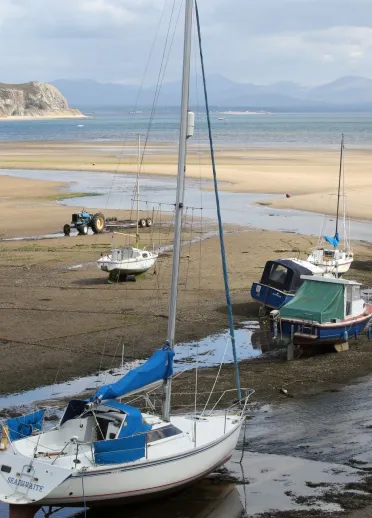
{"left": 274, "top": 313, "right": 371, "bottom": 346}
{"left": 308, "top": 259, "right": 352, "bottom": 275}
{"left": 251, "top": 282, "right": 293, "bottom": 309}
{"left": 40, "top": 420, "right": 242, "bottom": 506}
{"left": 97, "top": 257, "right": 157, "bottom": 275}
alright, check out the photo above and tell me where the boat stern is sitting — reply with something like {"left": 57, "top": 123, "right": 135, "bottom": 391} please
{"left": 0, "top": 450, "right": 70, "bottom": 505}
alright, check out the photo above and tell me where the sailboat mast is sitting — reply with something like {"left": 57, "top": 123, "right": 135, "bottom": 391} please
{"left": 335, "top": 133, "right": 344, "bottom": 236}
{"left": 136, "top": 133, "right": 140, "bottom": 246}
{"left": 162, "top": 0, "right": 193, "bottom": 422}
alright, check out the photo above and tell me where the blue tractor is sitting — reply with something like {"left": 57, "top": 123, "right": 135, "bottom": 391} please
{"left": 63, "top": 210, "right": 105, "bottom": 236}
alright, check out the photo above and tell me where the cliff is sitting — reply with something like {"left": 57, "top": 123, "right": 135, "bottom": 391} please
{"left": 0, "top": 81, "right": 84, "bottom": 118}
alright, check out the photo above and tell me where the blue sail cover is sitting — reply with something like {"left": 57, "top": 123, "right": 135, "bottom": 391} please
{"left": 91, "top": 349, "right": 174, "bottom": 402}
{"left": 324, "top": 232, "right": 339, "bottom": 248}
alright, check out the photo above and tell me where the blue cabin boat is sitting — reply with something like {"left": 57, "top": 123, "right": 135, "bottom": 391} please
{"left": 251, "top": 259, "right": 325, "bottom": 310}
{"left": 270, "top": 275, "right": 372, "bottom": 346}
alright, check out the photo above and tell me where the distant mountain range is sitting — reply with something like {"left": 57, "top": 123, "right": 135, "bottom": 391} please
{"left": 51, "top": 75, "right": 372, "bottom": 111}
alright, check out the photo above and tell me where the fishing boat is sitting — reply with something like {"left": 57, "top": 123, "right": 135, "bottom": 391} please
{"left": 307, "top": 134, "right": 353, "bottom": 276}
{"left": 97, "top": 134, "right": 158, "bottom": 279}
{"left": 1, "top": 3, "right": 253, "bottom": 516}
{"left": 250, "top": 258, "right": 329, "bottom": 310}
{"left": 270, "top": 275, "right": 372, "bottom": 346}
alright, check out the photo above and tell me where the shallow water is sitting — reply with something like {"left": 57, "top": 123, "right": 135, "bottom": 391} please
{"left": 1, "top": 169, "right": 371, "bottom": 242}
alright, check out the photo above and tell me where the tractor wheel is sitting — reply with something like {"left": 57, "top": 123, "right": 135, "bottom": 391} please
{"left": 145, "top": 218, "right": 153, "bottom": 227}
{"left": 91, "top": 213, "right": 105, "bottom": 234}
{"left": 63, "top": 224, "right": 71, "bottom": 236}
{"left": 138, "top": 218, "right": 147, "bottom": 228}
{"left": 78, "top": 224, "right": 88, "bottom": 235}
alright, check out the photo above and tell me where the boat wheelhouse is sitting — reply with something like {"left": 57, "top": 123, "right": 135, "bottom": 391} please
{"left": 270, "top": 275, "right": 372, "bottom": 346}
{"left": 251, "top": 258, "right": 327, "bottom": 310}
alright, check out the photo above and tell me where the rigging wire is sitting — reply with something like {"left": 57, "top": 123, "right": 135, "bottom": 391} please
{"left": 195, "top": 0, "right": 242, "bottom": 401}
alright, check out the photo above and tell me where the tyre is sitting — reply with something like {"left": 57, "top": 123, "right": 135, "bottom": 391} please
{"left": 78, "top": 224, "right": 88, "bottom": 235}
{"left": 138, "top": 218, "right": 147, "bottom": 228}
{"left": 63, "top": 224, "right": 71, "bottom": 236}
{"left": 91, "top": 212, "right": 105, "bottom": 234}
{"left": 145, "top": 218, "right": 152, "bottom": 227}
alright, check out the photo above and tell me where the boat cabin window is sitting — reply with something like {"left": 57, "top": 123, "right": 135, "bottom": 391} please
{"left": 263, "top": 263, "right": 293, "bottom": 291}
{"left": 95, "top": 415, "right": 123, "bottom": 441}
{"left": 324, "top": 250, "right": 335, "bottom": 258}
{"left": 147, "top": 425, "right": 182, "bottom": 443}
{"left": 142, "top": 253, "right": 148, "bottom": 258}
{"left": 121, "top": 248, "right": 134, "bottom": 259}
{"left": 352, "top": 285, "right": 360, "bottom": 301}
{"left": 345, "top": 285, "right": 360, "bottom": 316}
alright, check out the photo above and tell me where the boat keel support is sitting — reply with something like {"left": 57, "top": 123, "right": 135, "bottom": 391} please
{"left": 334, "top": 341, "right": 349, "bottom": 352}
{"left": 9, "top": 504, "right": 40, "bottom": 518}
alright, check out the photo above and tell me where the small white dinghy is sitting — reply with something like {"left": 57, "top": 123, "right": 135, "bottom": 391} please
{"left": 97, "top": 246, "right": 158, "bottom": 276}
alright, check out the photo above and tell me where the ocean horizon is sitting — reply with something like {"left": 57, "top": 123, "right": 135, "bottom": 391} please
{"left": 1, "top": 109, "right": 371, "bottom": 148}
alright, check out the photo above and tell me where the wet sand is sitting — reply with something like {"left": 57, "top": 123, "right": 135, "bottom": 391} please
{"left": 1, "top": 141, "right": 372, "bottom": 220}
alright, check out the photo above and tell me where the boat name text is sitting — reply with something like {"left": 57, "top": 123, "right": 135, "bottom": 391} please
{"left": 7, "top": 477, "right": 44, "bottom": 492}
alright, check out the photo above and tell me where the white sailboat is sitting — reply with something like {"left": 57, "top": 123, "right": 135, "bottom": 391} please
{"left": 0, "top": 3, "right": 252, "bottom": 516}
{"left": 97, "top": 133, "right": 158, "bottom": 279}
{"left": 307, "top": 134, "right": 353, "bottom": 276}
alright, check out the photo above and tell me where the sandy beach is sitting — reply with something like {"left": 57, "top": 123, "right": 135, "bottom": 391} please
{"left": 0, "top": 113, "right": 88, "bottom": 121}
{"left": 0, "top": 141, "right": 372, "bottom": 221}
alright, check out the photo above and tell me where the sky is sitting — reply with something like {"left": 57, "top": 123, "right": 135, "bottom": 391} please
{"left": 0, "top": 0, "right": 371, "bottom": 86}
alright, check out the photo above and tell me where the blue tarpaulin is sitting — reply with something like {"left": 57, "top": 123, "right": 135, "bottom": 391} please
{"left": 5, "top": 410, "right": 44, "bottom": 441}
{"left": 324, "top": 232, "right": 339, "bottom": 248}
{"left": 91, "top": 349, "right": 174, "bottom": 402}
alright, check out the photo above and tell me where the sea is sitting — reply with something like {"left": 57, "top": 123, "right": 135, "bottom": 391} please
{"left": 1, "top": 109, "right": 372, "bottom": 148}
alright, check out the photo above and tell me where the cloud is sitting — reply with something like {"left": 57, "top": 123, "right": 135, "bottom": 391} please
{"left": 0, "top": 0, "right": 372, "bottom": 85}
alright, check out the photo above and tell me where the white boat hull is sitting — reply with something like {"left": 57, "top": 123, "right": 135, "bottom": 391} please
{"left": 307, "top": 249, "right": 353, "bottom": 275}
{"left": 44, "top": 423, "right": 241, "bottom": 505}
{"left": 0, "top": 415, "right": 243, "bottom": 507}
{"left": 97, "top": 257, "right": 157, "bottom": 275}
{"left": 97, "top": 247, "right": 158, "bottom": 276}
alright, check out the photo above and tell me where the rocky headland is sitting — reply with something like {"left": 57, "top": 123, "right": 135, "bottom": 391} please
{"left": 0, "top": 81, "right": 85, "bottom": 119}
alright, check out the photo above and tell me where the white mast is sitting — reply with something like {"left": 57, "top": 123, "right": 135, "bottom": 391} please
{"left": 162, "top": 0, "right": 194, "bottom": 422}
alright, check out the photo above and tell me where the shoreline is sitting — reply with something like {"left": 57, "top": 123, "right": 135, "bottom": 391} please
{"left": 0, "top": 113, "right": 88, "bottom": 121}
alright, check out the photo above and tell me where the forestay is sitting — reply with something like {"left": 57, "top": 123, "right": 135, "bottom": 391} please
{"left": 280, "top": 279, "right": 345, "bottom": 323}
